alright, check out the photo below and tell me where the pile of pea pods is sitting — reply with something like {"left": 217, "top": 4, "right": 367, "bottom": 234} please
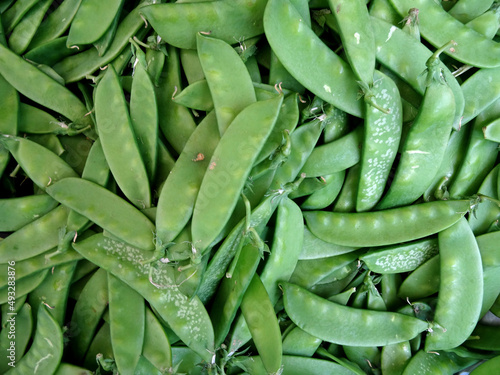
{"left": 2, "top": 0, "right": 500, "bottom": 373}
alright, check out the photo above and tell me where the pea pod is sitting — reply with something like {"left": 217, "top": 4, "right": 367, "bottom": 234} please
{"left": 304, "top": 199, "right": 472, "bottom": 247}
{"left": 425, "top": 217, "right": 483, "bottom": 351}
{"left": 46, "top": 177, "right": 155, "bottom": 251}
{"left": 264, "top": 0, "right": 363, "bottom": 117}
{"left": 0, "top": 74, "right": 18, "bottom": 178}
{"left": 281, "top": 281, "right": 430, "bottom": 346}
{"left": 448, "top": 0, "right": 495, "bottom": 23}
{"left": 1, "top": 0, "right": 38, "bottom": 34}
{"left": 377, "top": 42, "right": 456, "bottom": 209}
{"left": 73, "top": 234, "right": 215, "bottom": 364}
{"left": 192, "top": 95, "right": 283, "bottom": 254}
{"left": 327, "top": 0, "right": 375, "bottom": 85}
{"left": 4, "top": 305, "right": 63, "bottom": 375}
{"left": 197, "top": 33, "right": 256, "bottom": 135}
{"left": 356, "top": 69, "right": 403, "bottom": 212}
{"left": 140, "top": 0, "right": 267, "bottom": 50}
{"left": 0, "top": 194, "right": 58, "bottom": 232}
{"left": 389, "top": 0, "right": 500, "bottom": 68}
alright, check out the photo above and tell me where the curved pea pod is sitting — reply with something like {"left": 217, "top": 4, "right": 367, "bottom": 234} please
{"left": 300, "top": 125, "right": 363, "bottom": 178}
{"left": 401, "top": 349, "right": 479, "bottom": 375}
{"left": 0, "top": 205, "right": 69, "bottom": 263}
{"left": 304, "top": 199, "right": 471, "bottom": 247}
{"left": 0, "top": 194, "right": 58, "bottom": 232}
{"left": 172, "top": 79, "right": 213, "bottom": 111}
{"left": 155, "top": 111, "right": 219, "bottom": 254}
{"left": 327, "top": 0, "right": 375, "bottom": 85}
{"left": 333, "top": 163, "right": 361, "bottom": 213}
{"left": 197, "top": 33, "right": 256, "bottom": 135}
{"left": 381, "top": 341, "right": 412, "bottom": 375}
{"left": 0, "top": 135, "right": 78, "bottom": 189}
{"left": 46, "top": 178, "right": 156, "bottom": 251}
{"left": 4, "top": 304, "right": 63, "bottom": 375}
{"left": 377, "top": 49, "right": 456, "bottom": 209}
{"left": 73, "top": 233, "right": 215, "bottom": 364}
{"left": 425, "top": 217, "right": 483, "bottom": 351}
{"left": 357, "top": 70, "right": 403, "bottom": 212}
{"left": 95, "top": 64, "right": 151, "bottom": 209}
{"left": 282, "top": 282, "right": 430, "bottom": 346}
{"left": 390, "top": 0, "right": 500, "bottom": 68}
{"left": 398, "top": 255, "right": 440, "bottom": 300}
{"left": 301, "top": 170, "right": 346, "bottom": 210}
{"left": 282, "top": 326, "right": 322, "bottom": 357}
{"left": 192, "top": 95, "right": 283, "bottom": 254}
{"left": 371, "top": 16, "right": 464, "bottom": 130}
{"left": 0, "top": 43, "right": 91, "bottom": 129}
{"left": 18, "top": 103, "right": 68, "bottom": 135}
{"left": 300, "top": 227, "right": 358, "bottom": 260}
{"left": 264, "top": 0, "right": 364, "bottom": 118}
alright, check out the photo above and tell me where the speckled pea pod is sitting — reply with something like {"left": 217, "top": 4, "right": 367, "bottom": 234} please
{"left": 192, "top": 95, "right": 283, "bottom": 254}
{"left": 425, "top": 217, "right": 483, "bottom": 351}
{"left": 46, "top": 178, "right": 155, "bottom": 251}
{"left": 4, "top": 304, "right": 63, "bottom": 375}
{"left": 304, "top": 199, "right": 471, "bottom": 247}
{"left": 390, "top": 0, "right": 500, "bottom": 68}
{"left": 197, "top": 33, "right": 256, "bottom": 135}
{"left": 327, "top": 0, "right": 376, "bottom": 85}
{"left": 300, "top": 125, "right": 363, "bottom": 178}
{"left": 264, "top": 0, "right": 364, "bottom": 117}
{"left": 95, "top": 64, "right": 151, "bottom": 208}
{"left": 0, "top": 194, "right": 58, "bottom": 232}
{"left": 371, "top": 16, "right": 464, "bottom": 130}
{"left": 140, "top": 0, "right": 266, "bottom": 50}
{"left": 448, "top": 0, "right": 495, "bottom": 23}
{"left": 357, "top": 70, "right": 402, "bottom": 212}
{"left": 0, "top": 42, "right": 91, "bottom": 129}
{"left": 0, "top": 205, "right": 69, "bottom": 263}
{"left": 282, "top": 282, "right": 430, "bottom": 346}
{"left": 73, "top": 233, "right": 215, "bottom": 364}
{"left": 377, "top": 43, "right": 456, "bottom": 209}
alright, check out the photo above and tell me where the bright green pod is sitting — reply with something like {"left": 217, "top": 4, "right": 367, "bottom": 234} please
{"left": 282, "top": 282, "right": 430, "bottom": 346}
{"left": 304, "top": 200, "right": 471, "bottom": 247}
{"left": 0, "top": 303, "right": 32, "bottom": 373}
{"left": 0, "top": 194, "right": 58, "bottom": 232}
{"left": 425, "top": 217, "right": 483, "bottom": 351}
{"left": 192, "top": 95, "right": 283, "bottom": 253}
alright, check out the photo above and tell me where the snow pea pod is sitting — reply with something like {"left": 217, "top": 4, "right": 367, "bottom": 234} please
{"left": 108, "top": 273, "right": 145, "bottom": 375}
{"left": 192, "top": 95, "right": 283, "bottom": 254}
{"left": 95, "top": 64, "right": 151, "bottom": 209}
{"left": 7, "top": 0, "right": 52, "bottom": 54}
{"left": 301, "top": 170, "right": 346, "bottom": 210}
{"left": 155, "top": 111, "right": 219, "bottom": 258}
{"left": 377, "top": 42, "right": 457, "bottom": 209}
{"left": 483, "top": 117, "right": 500, "bottom": 142}
{"left": 264, "top": 0, "right": 364, "bottom": 118}
{"left": 0, "top": 303, "right": 32, "bottom": 373}
{"left": 304, "top": 199, "right": 471, "bottom": 247}
{"left": 371, "top": 16, "right": 464, "bottom": 130}
{"left": 282, "top": 282, "right": 430, "bottom": 346}
{"left": 52, "top": 1, "right": 153, "bottom": 83}
{"left": 0, "top": 205, "right": 69, "bottom": 263}
{"left": 142, "top": 308, "right": 172, "bottom": 371}
{"left": 401, "top": 349, "right": 478, "bottom": 375}
{"left": 300, "top": 125, "right": 363, "bottom": 178}
{"left": 67, "top": 0, "right": 124, "bottom": 46}
{"left": 27, "top": 0, "right": 82, "bottom": 49}
{"left": 46, "top": 178, "right": 155, "bottom": 251}
{"left": 356, "top": 69, "right": 402, "bottom": 212}
{"left": 0, "top": 194, "right": 58, "bottom": 232}
{"left": 4, "top": 304, "right": 63, "bottom": 375}
{"left": 448, "top": 0, "right": 495, "bottom": 23}
{"left": 0, "top": 270, "right": 49, "bottom": 304}
{"left": 327, "top": 0, "right": 375, "bottom": 85}
{"left": 1, "top": 0, "right": 38, "bottom": 34}
{"left": 0, "top": 43, "right": 91, "bottom": 128}
{"left": 73, "top": 233, "right": 215, "bottom": 364}
{"left": 197, "top": 33, "right": 256, "bottom": 135}
{"left": 300, "top": 227, "right": 358, "bottom": 260}
{"left": 140, "top": 0, "right": 266, "bottom": 50}
{"left": 172, "top": 79, "right": 213, "bottom": 111}
{"left": 425, "top": 217, "right": 483, "bottom": 351}
{"left": 390, "top": 0, "right": 500, "bottom": 68}
{"left": 471, "top": 356, "right": 500, "bottom": 375}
